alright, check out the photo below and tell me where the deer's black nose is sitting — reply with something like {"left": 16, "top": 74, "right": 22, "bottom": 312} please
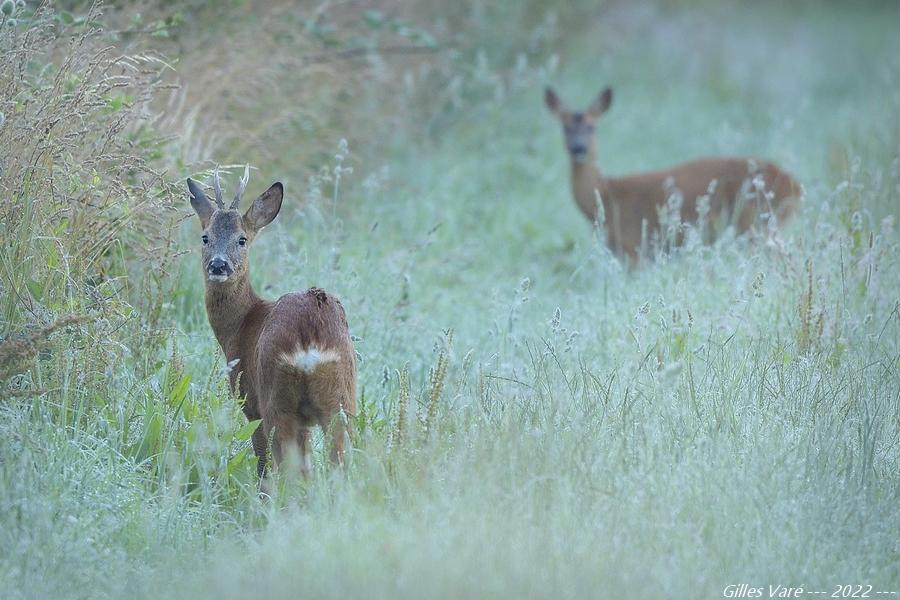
{"left": 208, "top": 258, "right": 231, "bottom": 276}
{"left": 570, "top": 144, "right": 587, "bottom": 156}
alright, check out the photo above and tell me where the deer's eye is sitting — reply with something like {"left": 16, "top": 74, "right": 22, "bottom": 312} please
{"left": 201, "top": 235, "right": 209, "bottom": 245}
{"left": 238, "top": 236, "right": 247, "bottom": 247}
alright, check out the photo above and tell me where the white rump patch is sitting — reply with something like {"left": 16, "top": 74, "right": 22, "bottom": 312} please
{"left": 281, "top": 346, "right": 340, "bottom": 373}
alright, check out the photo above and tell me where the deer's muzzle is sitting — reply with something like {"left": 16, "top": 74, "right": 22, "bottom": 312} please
{"left": 207, "top": 257, "right": 233, "bottom": 282}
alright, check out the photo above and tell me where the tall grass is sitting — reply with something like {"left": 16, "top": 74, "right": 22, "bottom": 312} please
{"left": 0, "top": 6, "right": 268, "bottom": 595}
{"left": 1, "top": 1, "right": 898, "bottom": 598}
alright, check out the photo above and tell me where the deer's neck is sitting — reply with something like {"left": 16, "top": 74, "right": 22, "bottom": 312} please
{"left": 570, "top": 151, "right": 611, "bottom": 223}
{"left": 204, "top": 273, "right": 262, "bottom": 359}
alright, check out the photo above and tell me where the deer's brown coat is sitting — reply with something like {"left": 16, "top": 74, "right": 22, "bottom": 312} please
{"left": 188, "top": 176, "right": 356, "bottom": 478}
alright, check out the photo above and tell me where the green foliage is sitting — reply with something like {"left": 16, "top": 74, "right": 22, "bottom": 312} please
{"left": 0, "top": 8, "right": 263, "bottom": 594}
{"left": 120, "top": 345, "right": 260, "bottom": 504}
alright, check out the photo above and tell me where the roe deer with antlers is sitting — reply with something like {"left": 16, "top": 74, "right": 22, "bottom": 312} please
{"left": 187, "top": 167, "right": 356, "bottom": 479}
{"left": 545, "top": 86, "right": 802, "bottom": 262}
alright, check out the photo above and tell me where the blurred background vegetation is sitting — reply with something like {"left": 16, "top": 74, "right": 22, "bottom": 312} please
{"left": 1, "top": 1, "right": 898, "bottom": 598}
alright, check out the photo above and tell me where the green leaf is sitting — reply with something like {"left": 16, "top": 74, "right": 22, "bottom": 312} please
{"left": 135, "top": 412, "right": 162, "bottom": 461}
{"left": 166, "top": 374, "right": 191, "bottom": 407}
{"left": 672, "top": 332, "right": 687, "bottom": 357}
{"left": 226, "top": 447, "right": 251, "bottom": 477}
{"left": 234, "top": 419, "right": 261, "bottom": 442}
{"left": 102, "top": 94, "right": 135, "bottom": 113}
{"left": 26, "top": 278, "right": 44, "bottom": 302}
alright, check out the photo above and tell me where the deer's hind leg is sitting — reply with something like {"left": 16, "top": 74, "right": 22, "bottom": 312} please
{"left": 264, "top": 403, "right": 313, "bottom": 478}
{"left": 306, "top": 366, "right": 354, "bottom": 467}
{"left": 251, "top": 425, "right": 270, "bottom": 479}
{"left": 318, "top": 412, "right": 349, "bottom": 467}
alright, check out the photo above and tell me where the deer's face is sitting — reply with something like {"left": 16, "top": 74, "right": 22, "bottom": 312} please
{"left": 545, "top": 86, "right": 613, "bottom": 163}
{"left": 560, "top": 113, "right": 596, "bottom": 162}
{"left": 200, "top": 210, "right": 252, "bottom": 283}
{"left": 187, "top": 172, "right": 283, "bottom": 286}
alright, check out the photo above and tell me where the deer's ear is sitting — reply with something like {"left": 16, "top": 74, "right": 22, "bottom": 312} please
{"left": 588, "top": 87, "right": 613, "bottom": 117}
{"left": 187, "top": 178, "right": 215, "bottom": 227}
{"left": 545, "top": 86, "right": 562, "bottom": 114}
{"left": 243, "top": 182, "right": 283, "bottom": 231}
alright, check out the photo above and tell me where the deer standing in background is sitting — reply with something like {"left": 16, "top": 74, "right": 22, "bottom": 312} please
{"left": 187, "top": 168, "right": 356, "bottom": 479}
{"left": 545, "top": 86, "right": 801, "bottom": 262}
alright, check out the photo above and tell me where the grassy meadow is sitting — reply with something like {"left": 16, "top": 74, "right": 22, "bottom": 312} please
{"left": 1, "top": 1, "right": 898, "bottom": 598}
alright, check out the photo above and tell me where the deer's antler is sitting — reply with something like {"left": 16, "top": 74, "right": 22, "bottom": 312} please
{"left": 212, "top": 165, "right": 225, "bottom": 209}
{"left": 230, "top": 164, "right": 250, "bottom": 210}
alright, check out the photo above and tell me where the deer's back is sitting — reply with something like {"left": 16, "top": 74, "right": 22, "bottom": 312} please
{"left": 606, "top": 156, "right": 800, "bottom": 256}
{"left": 258, "top": 288, "right": 352, "bottom": 353}
{"left": 253, "top": 287, "right": 357, "bottom": 421}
